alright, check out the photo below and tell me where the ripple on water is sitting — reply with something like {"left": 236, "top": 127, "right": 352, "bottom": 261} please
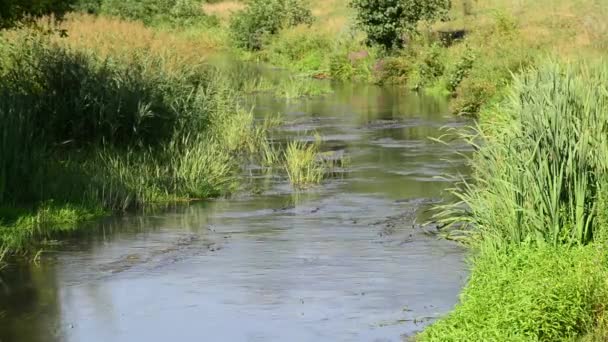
{"left": 0, "top": 82, "right": 471, "bottom": 342}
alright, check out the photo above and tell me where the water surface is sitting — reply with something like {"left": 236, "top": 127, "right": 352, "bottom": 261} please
{"left": 0, "top": 82, "right": 470, "bottom": 342}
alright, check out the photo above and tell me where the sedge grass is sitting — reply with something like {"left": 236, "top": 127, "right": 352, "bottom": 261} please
{"left": 283, "top": 139, "right": 325, "bottom": 188}
{"left": 434, "top": 61, "right": 608, "bottom": 248}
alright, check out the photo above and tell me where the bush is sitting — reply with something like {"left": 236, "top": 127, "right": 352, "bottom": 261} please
{"left": 406, "top": 42, "right": 446, "bottom": 89}
{"left": 349, "top": 0, "right": 451, "bottom": 49}
{"left": 445, "top": 45, "right": 475, "bottom": 92}
{"left": 229, "top": 0, "right": 313, "bottom": 51}
{"left": 0, "top": 0, "right": 76, "bottom": 28}
{"left": 419, "top": 245, "right": 608, "bottom": 341}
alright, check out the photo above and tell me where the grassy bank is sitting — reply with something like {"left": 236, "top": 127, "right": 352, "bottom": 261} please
{"left": 0, "top": 5, "right": 338, "bottom": 258}
{"left": 0, "top": 24, "right": 277, "bottom": 258}
{"left": 418, "top": 61, "right": 608, "bottom": 340}
{"left": 194, "top": 0, "right": 607, "bottom": 116}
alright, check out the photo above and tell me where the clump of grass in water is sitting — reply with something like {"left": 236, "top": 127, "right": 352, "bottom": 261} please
{"left": 422, "top": 61, "right": 608, "bottom": 340}
{"left": 274, "top": 76, "right": 333, "bottom": 99}
{"left": 283, "top": 139, "right": 325, "bottom": 188}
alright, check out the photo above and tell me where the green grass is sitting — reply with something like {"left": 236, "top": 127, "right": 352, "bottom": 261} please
{"left": 283, "top": 139, "right": 325, "bottom": 188}
{"left": 0, "top": 28, "right": 274, "bottom": 258}
{"left": 435, "top": 61, "right": 608, "bottom": 248}
{"left": 418, "top": 244, "right": 608, "bottom": 341}
{"left": 422, "top": 60, "right": 608, "bottom": 340}
{"left": 0, "top": 203, "right": 105, "bottom": 257}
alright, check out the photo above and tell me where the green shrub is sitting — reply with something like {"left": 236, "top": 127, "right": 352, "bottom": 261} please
{"left": 349, "top": 0, "right": 451, "bottom": 49}
{"left": 406, "top": 42, "right": 446, "bottom": 89}
{"left": 328, "top": 40, "right": 377, "bottom": 81}
{"left": 419, "top": 244, "right": 608, "bottom": 341}
{"left": 229, "top": 0, "right": 314, "bottom": 51}
{"left": 375, "top": 55, "right": 411, "bottom": 84}
{"left": 100, "top": 0, "right": 209, "bottom": 26}
{"left": 263, "top": 29, "right": 332, "bottom": 74}
{"left": 445, "top": 45, "right": 475, "bottom": 92}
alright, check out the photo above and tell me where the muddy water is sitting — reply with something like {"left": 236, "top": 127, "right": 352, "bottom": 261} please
{"left": 0, "top": 83, "right": 471, "bottom": 342}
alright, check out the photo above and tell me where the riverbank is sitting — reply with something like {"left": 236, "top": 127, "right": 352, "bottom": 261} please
{"left": 419, "top": 61, "right": 608, "bottom": 340}
{"left": 200, "top": 0, "right": 608, "bottom": 116}
{"left": 3, "top": 0, "right": 608, "bottom": 340}
{"left": 0, "top": 8, "right": 342, "bottom": 259}
{"left": 0, "top": 24, "right": 277, "bottom": 259}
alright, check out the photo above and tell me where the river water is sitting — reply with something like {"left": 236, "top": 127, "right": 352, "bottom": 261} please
{"left": 0, "top": 82, "right": 470, "bottom": 342}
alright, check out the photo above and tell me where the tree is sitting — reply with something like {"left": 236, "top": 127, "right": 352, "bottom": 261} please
{"left": 0, "top": 0, "right": 76, "bottom": 28}
{"left": 350, "top": 0, "right": 451, "bottom": 49}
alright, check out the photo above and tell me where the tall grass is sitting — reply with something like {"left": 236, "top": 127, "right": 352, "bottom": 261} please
{"left": 435, "top": 61, "right": 608, "bottom": 248}
{"left": 283, "top": 139, "right": 325, "bottom": 188}
{"left": 0, "top": 28, "right": 272, "bottom": 255}
{"left": 422, "top": 61, "right": 608, "bottom": 340}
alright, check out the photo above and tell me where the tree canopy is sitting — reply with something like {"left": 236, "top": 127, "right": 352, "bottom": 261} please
{"left": 0, "top": 0, "right": 76, "bottom": 28}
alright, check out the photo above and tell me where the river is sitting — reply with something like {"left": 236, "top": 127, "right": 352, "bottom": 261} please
{"left": 0, "top": 81, "right": 471, "bottom": 342}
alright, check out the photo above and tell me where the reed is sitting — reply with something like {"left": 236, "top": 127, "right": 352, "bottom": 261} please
{"left": 0, "top": 28, "right": 272, "bottom": 256}
{"left": 435, "top": 61, "right": 608, "bottom": 248}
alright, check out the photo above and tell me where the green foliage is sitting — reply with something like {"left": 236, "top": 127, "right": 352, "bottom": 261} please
{"left": 284, "top": 139, "right": 325, "bottom": 188}
{"left": 445, "top": 45, "right": 475, "bottom": 92}
{"left": 436, "top": 62, "right": 608, "bottom": 248}
{"left": 0, "top": 30, "right": 273, "bottom": 255}
{"left": 99, "top": 0, "right": 210, "bottom": 26}
{"left": 374, "top": 55, "right": 411, "bottom": 84}
{"left": 229, "top": 0, "right": 314, "bottom": 51}
{"left": 406, "top": 42, "right": 446, "bottom": 89}
{"left": 329, "top": 41, "right": 377, "bottom": 82}
{"left": 0, "top": 0, "right": 75, "bottom": 28}
{"left": 419, "top": 244, "right": 608, "bottom": 341}
{"left": 262, "top": 29, "right": 332, "bottom": 75}
{"left": 349, "top": 0, "right": 451, "bottom": 49}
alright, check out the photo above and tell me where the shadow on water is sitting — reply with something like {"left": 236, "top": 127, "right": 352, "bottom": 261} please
{"left": 0, "top": 77, "right": 472, "bottom": 342}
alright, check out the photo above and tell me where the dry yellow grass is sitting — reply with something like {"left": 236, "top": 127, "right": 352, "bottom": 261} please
{"left": 41, "top": 14, "right": 229, "bottom": 70}
{"left": 441, "top": 0, "right": 608, "bottom": 58}
{"left": 201, "top": 0, "right": 351, "bottom": 34}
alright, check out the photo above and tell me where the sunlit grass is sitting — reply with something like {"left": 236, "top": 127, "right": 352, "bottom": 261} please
{"left": 435, "top": 61, "right": 608, "bottom": 248}
{"left": 0, "top": 26, "right": 275, "bottom": 258}
{"left": 283, "top": 139, "right": 325, "bottom": 188}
